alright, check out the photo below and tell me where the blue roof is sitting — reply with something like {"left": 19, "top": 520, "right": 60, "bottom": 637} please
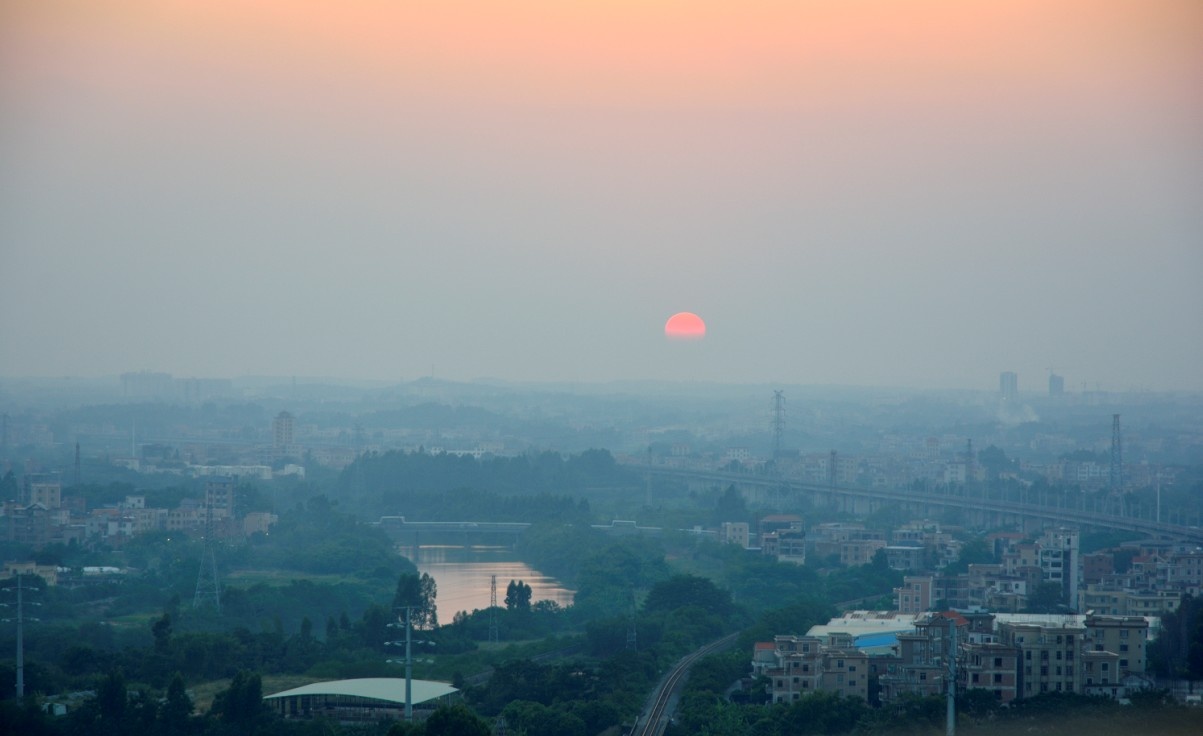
{"left": 855, "top": 633, "right": 899, "bottom": 648}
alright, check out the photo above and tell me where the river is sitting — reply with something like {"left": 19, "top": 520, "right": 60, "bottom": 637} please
{"left": 399, "top": 545, "right": 574, "bottom": 618}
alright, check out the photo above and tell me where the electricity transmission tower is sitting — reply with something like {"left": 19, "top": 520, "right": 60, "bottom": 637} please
{"left": 771, "top": 390, "right": 786, "bottom": 457}
{"left": 1110, "top": 414, "right": 1124, "bottom": 491}
{"left": 193, "top": 497, "right": 221, "bottom": 612}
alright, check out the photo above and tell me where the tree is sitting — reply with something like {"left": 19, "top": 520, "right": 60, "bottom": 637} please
{"left": 158, "top": 672, "right": 193, "bottom": 735}
{"left": 214, "top": 670, "right": 265, "bottom": 729}
{"left": 506, "top": 579, "right": 533, "bottom": 611}
{"left": 394, "top": 572, "right": 438, "bottom": 628}
{"left": 423, "top": 703, "right": 492, "bottom": 736}
{"left": 944, "top": 537, "right": 995, "bottom": 575}
{"left": 644, "top": 575, "right": 733, "bottom": 618}
{"left": 97, "top": 669, "right": 127, "bottom": 727}
{"left": 714, "top": 484, "right": 748, "bottom": 524}
{"left": 1026, "top": 582, "right": 1068, "bottom": 613}
{"left": 152, "top": 612, "right": 173, "bottom": 654}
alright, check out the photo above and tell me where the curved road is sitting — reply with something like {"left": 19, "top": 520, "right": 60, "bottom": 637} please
{"left": 632, "top": 632, "right": 741, "bottom": 736}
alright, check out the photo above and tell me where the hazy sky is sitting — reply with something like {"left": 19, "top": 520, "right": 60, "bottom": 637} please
{"left": 2, "top": 0, "right": 1201, "bottom": 391}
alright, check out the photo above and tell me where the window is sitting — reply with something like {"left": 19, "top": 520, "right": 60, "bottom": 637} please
{"left": 1120, "top": 644, "right": 1129, "bottom": 652}
{"left": 1120, "top": 659, "right": 1128, "bottom": 668}
{"left": 1056, "top": 651, "right": 1063, "bottom": 660}
{"left": 1120, "top": 630, "right": 1129, "bottom": 639}
{"left": 1026, "top": 651, "right": 1032, "bottom": 661}
{"left": 972, "top": 674, "right": 980, "bottom": 683}
{"left": 994, "top": 657, "right": 1003, "bottom": 667}
{"left": 1102, "top": 663, "right": 1110, "bottom": 671}
{"left": 993, "top": 673, "right": 1003, "bottom": 684}
{"left": 849, "top": 666, "right": 856, "bottom": 672}
{"left": 837, "top": 660, "right": 844, "bottom": 668}
{"left": 1041, "top": 650, "right": 1049, "bottom": 660}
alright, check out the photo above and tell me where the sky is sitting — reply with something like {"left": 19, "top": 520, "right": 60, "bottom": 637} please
{"left": 2, "top": 0, "right": 1201, "bottom": 391}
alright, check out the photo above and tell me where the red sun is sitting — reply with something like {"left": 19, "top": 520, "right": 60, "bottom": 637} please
{"left": 665, "top": 312, "right": 706, "bottom": 341}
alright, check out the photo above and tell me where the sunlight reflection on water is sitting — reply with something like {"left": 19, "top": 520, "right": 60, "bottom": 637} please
{"left": 399, "top": 545, "right": 575, "bottom": 618}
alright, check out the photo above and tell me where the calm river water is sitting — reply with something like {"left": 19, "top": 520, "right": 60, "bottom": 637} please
{"left": 399, "top": 545, "right": 574, "bottom": 618}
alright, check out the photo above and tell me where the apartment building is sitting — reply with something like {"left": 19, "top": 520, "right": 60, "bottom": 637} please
{"left": 761, "top": 635, "right": 870, "bottom": 703}
{"left": 998, "top": 620, "right": 1084, "bottom": 697}
{"left": 894, "top": 575, "right": 934, "bottom": 615}
{"left": 959, "top": 641, "right": 1020, "bottom": 703}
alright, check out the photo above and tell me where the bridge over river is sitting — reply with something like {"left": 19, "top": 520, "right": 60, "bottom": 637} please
{"left": 635, "top": 465, "right": 1203, "bottom": 546}
{"left": 372, "top": 468, "right": 1203, "bottom": 547}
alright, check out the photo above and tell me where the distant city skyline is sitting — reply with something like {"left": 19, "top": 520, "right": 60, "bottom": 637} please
{"left": 2, "top": 1, "right": 1200, "bottom": 391}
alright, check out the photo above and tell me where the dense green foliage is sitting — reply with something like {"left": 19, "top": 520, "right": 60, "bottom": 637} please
{"left": 1150, "top": 594, "right": 1203, "bottom": 678}
{"left": 340, "top": 448, "right": 633, "bottom": 516}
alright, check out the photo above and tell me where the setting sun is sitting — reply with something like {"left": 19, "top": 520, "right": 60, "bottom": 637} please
{"left": 665, "top": 312, "right": 706, "bottom": 341}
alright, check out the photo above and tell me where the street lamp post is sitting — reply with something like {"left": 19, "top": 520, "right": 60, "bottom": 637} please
{"left": 390, "top": 606, "right": 415, "bottom": 721}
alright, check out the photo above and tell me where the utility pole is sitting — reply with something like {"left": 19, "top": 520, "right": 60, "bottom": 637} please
{"left": 404, "top": 607, "right": 413, "bottom": 721}
{"left": 15, "top": 573, "right": 25, "bottom": 698}
{"left": 626, "top": 591, "right": 637, "bottom": 651}
{"left": 488, "top": 575, "right": 499, "bottom": 645}
{"left": 946, "top": 616, "right": 957, "bottom": 736}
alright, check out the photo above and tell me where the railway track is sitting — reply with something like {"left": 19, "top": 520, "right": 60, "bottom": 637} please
{"left": 632, "top": 632, "right": 740, "bottom": 736}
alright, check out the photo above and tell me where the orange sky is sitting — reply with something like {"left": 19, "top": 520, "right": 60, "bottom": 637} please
{"left": 2, "top": 0, "right": 1201, "bottom": 386}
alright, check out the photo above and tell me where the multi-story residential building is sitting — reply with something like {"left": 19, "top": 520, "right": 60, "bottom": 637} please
{"left": 1080, "top": 650, "right": 1123, "bottom": 698}
{"left": 894, "top": 576, "right": 934, "bottom": 614}
{"left": 1078, "top": 584, "right": 1181, "bottom": 618}
{"left": 1083, "top": 614, "right": 1148, "bottom": 678}
{"left": 996, "top": 620, "right": 1084, "bottom": 697}
{"left": 960, "top": 641, "right": 1020, "bottom": 703}
{"left": 841, "top": 539, "right": 886, "bottom": 567}
{"left": 1082, "top": 552, "right": 1115, "bottom": 584}
{"left": 273, "top": 411, "right": 296, "bottom": 457}
{"left": 2, "top": 503, "right": 56, "bottom": 549}
{"left": 761, "top": 635, "right": 870, "bottom": 703}
{"left": 879, "top": 612, "right": 964, "bottom": 703}
{"left": 28, "top": 478, "right": 62, "bottom": 509}
{"left": 810, "top": 523, "right": 886, "bottom": 561}
{"left": 1166, "top": 550, "right": 1203, "bottom": 595}
{"left": 720, "top": 521, "right": 749, "bottom": 548}
{"left": 884, "top": 544, "right": 927, "bottom": 571}
{"left": 1040, "top": 528, "right": 1080, "bottom": 605}
{"left": 762, "top": 527, "right": 807, "bottom": 564}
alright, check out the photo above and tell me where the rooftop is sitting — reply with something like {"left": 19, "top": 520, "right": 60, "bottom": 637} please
{"left": 264, "top": 678, "right": 457, "bottom": 706}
